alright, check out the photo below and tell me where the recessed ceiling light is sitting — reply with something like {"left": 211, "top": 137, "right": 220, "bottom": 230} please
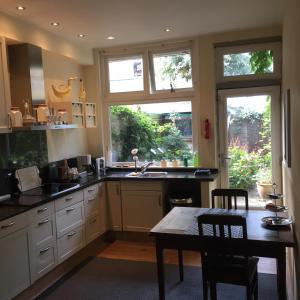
{"left": 107, "top": 36, "right": 115, "bottom": 40}
{"left": 50, "top": 22, "right": 60, "bottom": 27}
{"left": 77, "top": 34, "right": 86, "bottom": 38}
{"left": 16, "top": 6, "right": 26, "bottom": 11}
{"left": 164, "top": 28, "right": 171, "bottom": 32}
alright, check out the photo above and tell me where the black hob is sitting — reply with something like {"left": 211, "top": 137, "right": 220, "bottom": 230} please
{"left": 22, "top": 182, "right": 80, "bottom": 197}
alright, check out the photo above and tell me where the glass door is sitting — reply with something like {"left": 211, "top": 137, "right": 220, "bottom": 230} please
{"left": 218, "top": 86, "right": 281, "bottom": 208}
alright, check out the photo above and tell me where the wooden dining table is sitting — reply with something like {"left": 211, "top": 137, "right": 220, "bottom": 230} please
{"left": 150, "top": 207, "right": 295, "bottom": 300}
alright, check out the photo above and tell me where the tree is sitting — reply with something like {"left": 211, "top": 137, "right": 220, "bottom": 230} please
{"left": 250, "top": 50, "right": 273, "bottom": 74}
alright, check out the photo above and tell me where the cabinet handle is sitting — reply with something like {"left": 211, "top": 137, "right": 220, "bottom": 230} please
{"left": 65, "top": 196, "right": 73, "bottom": 201}
{"left": 66, "top": 208, "right": 75, "bottom": 213}
{"left": 37, "top": 207, "right": 48, "bottom": 213}
{"left": 88, "top": 189, "right": 95, "bottom": 193}
{"left": 38, "top": 218, "right": 49, "bottom": 226}
{"left": 1, "top": 221, "right": 15, "bottom": 229}
{"left": 67, "top": 231, "right": 77, "bottom": 238}
{"left": 88, "top": 198, "right": 96, "bottom": 202}
{"left": 8, "top": 114, "right": 12, "bottom": 130}
{"left": 90, "top": 218, "right": 97, "bottom": 224}
{"left": 39, "top": 247, "right": 50, "bottom": 254}
{"left": 158, "top": 195, "right": 162, "bottom": 207}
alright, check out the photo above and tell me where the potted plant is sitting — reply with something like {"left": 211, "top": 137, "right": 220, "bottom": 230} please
{"left": 255, "top": 168, "right": 273, "bottom": 200}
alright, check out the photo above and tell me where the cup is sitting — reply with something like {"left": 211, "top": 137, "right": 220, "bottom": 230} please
{"left": 9, "top": 107, "right": 23, "bottom": 127}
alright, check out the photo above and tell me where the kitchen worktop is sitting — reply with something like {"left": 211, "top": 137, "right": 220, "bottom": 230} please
{"left": 0, "top": 168, "right": 218, "bottom": 221}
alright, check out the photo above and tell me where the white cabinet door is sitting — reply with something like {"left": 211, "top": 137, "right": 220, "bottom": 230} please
{"left": 0, "top": 228, "right": 30, "bottom": 300}
{"left": 0, "top": 37, "right": 11, "bottom": 133}
{"left": 122, "top": 190, "right": 163, "bottom": 232}
{"left": 106, "top": 181, "right": 122, "bottom": 231}
{"left": 98, "top": 182, "right": 108, "bottom": 235}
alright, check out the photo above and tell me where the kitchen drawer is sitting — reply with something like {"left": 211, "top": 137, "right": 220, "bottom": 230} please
{"left": 84, "top": 184, "right": 99, "bottom": 199}
{"left": 0, "top": 211, "right": 29, "bottom": 239}
{"left": 57, "top": 225, "right": 85, "bottom": 263}
{"left": 84, "top": 194, "right": 100, "bottom": 218}
{"left": 29, "top": 202, "right": 54, "bottom": 221}
{"left": 121, "top": 181, "right": 162, "bottom": 191}
{"left": 56, "top": 201, "right": 84, "bottom": 238}
{"left": 29, "top": 240, "right": 57, "bottom": 283}
{"left": 55, "top": 190, "right": 84, "bottom": 212}
{"left": 29, "top": 215, "right": 56, "bottom": 248}
{"left": 85, "top": 213, "right": 101, "bottom": 243}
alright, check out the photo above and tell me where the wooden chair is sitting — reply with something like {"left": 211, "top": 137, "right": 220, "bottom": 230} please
{"left": 176, "top": 189, "right": 249, "bottom": 282}
{"left": 198, "top": 213, "right": 259, "bottom": 300}
{"left": 211, "top": 188, "right": 249, "bottom": 210}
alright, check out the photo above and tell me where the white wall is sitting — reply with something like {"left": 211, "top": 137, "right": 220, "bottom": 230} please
{"left": 42, "top": 50, "right": 88, "bottom": 162}
{"left": 282, "top": 0, "right": 300, "bottom": 298}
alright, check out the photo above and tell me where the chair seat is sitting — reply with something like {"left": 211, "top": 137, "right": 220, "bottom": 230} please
{"left": 203, "top": 255, "right": 259, "bottom": 285}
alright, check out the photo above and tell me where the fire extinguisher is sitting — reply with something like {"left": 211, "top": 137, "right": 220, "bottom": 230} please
{"left": 204, "top": 118, "right": 210, "bottom": 139}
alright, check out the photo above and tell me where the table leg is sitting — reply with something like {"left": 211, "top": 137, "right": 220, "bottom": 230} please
{"left": 156, "top": 241, "right": 165, "bottom": 300}
{"left": 277, "top": 248, "right": 287, "bottom": 300}
{"left": 178, "top": 249, "right": 184, "bottom": 281}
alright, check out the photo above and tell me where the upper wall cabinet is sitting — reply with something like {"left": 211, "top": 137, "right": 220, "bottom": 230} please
{"left": 0, "top": 37, "right": 11, "bottom": 133}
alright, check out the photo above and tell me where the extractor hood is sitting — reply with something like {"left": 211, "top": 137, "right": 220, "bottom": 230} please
{"left": 8, "top": 43, "right": 46, "bottom": 114}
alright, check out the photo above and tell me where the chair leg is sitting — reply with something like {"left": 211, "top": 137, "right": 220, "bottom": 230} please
{"left": 210, "top": 281, "right": 217, "bottom": 300}
{"left": 202, "top": 279, "right": 208, "bottom": 300}
{"left": 178, "top": 249, "right": 184, "bottom": 281}
{"left": 254, "top": 271, "right": 258, "bottom": 300}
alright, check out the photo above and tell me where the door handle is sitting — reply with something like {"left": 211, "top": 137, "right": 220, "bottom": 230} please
{"left": 65, "top": 196, "right": 73, "bottom": 202}
{"left": 38, "top": 218, "right": 49, "bottom": 226}
{"left": 66, "top": 208, "right": 75, "bottom": 213}
{"left": 37, "top": 207, "right": 48, "bottom": 213}
{"left": 39, "top": 247, "right": 50, "bottom": 254}
{"left": 1, "top": 221, "right": 15, "bottom": 229}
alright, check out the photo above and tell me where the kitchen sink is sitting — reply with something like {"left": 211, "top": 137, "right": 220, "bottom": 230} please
{"left": 139, "top": 171, "right": 168, "bottom": 177}
{"left": 126, "top": 171, "right": 168, "bottom": 178}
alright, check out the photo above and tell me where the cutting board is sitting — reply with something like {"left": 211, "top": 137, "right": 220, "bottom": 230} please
{"left": 15, "top": 166, "right": 42, "bottom": 192}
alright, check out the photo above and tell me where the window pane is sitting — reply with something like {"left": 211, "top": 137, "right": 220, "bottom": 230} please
{"left": 108, "top": 56, "right": 143, "bottom": 93}
{"left": 109, "top": 101, "right": 193, "bottom": 164}
{"left": 223, "top": 50, "right": 274, "bottom": 77}
{"left": 152, "top": 50, "right": 193, "bottom": 91}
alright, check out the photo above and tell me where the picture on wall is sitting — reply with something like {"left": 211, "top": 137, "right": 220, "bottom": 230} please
{"left": 284, "top": 89, "right": 291, "bottom": 168}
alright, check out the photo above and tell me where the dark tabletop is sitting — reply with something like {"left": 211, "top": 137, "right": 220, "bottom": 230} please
{"left": 150, "top": 207, "right": 295, "bottom": 247}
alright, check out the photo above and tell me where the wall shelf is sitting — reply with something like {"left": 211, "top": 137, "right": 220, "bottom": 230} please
{"left": 12, "top": 124, "right": 79, "bottom": 131}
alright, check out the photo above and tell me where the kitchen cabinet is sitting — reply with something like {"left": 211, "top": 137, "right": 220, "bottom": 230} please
{"left": 83, "top": 183, "right": 106, "bottom": 243}
{"left": 0, "top": 37, "right": 11, "bottom": 133}
{"left": 0, "top": 211, "right": 30, "bottom": 300}
{"left": 28, "top": 202, "right": 57, "bottom": 283}
{"left": 121, "top": 181, "right": 164, "bottom": 232}
{"left": 106, "top": 181, "right": 122, "bottom": 231}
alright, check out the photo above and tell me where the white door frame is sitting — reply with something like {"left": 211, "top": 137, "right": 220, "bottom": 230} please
{"left": 217, "top": 86, "right": 282, "bottom": 192}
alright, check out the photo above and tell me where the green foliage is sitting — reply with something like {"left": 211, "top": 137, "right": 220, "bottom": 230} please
{"left": 110, "top": 106, "right": 191, "bottom": 162}
{"left": 110, "top": 106, "right": 158, "bottom": 161}
{"left": 161, "top": 53, "right": 192, "bottom": 84}
{"left": 250, "top": 50, "right": 273, "bottom": 74}
{"left": 228, "top": 139, "right": 263, "bottom": 189}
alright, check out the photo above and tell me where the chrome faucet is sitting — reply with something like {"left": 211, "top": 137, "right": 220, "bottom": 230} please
{"left": 140, "top": 162, "right": 153, "bottom": 174}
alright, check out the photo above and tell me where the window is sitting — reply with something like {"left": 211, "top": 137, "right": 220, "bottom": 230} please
{"left": 107, "top": 55, "right": 144, "bottom": 93}
{"left": 150, "top": 49, "right": 193, "bottom": 92}
{"left": 224, "top": 50, "right": 274, "bottom": 77}
{"left": 108, "top": 101, "right": 193, "bottom": 165}
{"left": 216, "top": 41, "right": 281, "bottom": 83}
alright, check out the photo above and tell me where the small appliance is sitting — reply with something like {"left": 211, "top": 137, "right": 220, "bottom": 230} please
{"left": 95, "top": 157, "right": 105, "bottom": 175}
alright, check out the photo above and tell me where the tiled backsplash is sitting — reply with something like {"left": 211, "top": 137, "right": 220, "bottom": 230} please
{"left": 0, "top": 131, "right": 48, "bottom": 169}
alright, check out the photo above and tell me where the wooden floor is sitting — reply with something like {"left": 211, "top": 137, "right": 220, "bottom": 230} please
{"left": 98, "top": 240, "right": 277, "bottom": 274}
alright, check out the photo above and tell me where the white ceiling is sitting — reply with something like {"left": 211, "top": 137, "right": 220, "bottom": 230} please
{"left": 0, "top": 0, "right": 283, "bottom": 49}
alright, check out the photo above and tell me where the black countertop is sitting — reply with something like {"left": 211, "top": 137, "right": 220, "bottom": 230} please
{"left": 0, "top": 168, "right": 218, "bottom": 222}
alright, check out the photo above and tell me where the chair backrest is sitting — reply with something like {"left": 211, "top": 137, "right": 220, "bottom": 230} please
{"left": 197, "top": 213, "right": 247, "bottom": 255}
{"left": 211, "top": 188, "right": 249, "bottom": 210}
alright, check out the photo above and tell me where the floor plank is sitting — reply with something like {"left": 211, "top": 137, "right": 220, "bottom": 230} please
{"left": 97, "top": 240, "right": 276, "bottom": 274}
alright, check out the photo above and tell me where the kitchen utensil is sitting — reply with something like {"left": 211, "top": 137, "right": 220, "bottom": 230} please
{"left": 15, "top": 166, "right": 42, "bottom": 191}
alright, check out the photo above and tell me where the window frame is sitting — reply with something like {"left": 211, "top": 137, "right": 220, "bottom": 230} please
{"left": 103, "top": 52, "right": 149, "bottom": 99}
{"left": 215, "top": 42, "right": 282, "bottom": 83}
{"left": 103, "top": 98, "right": 197, "bottom": 166}
{"left": 149, "top": 46, "right": 194, "bottom": 94}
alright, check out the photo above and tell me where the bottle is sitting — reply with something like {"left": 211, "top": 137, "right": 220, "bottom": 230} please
{"left": 193, "top": 151, "right": 199, "bottom": 167}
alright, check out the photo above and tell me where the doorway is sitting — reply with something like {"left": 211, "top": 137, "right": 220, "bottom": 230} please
{"left": 218, "top": 86, "right": 281, "bottom": 207}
